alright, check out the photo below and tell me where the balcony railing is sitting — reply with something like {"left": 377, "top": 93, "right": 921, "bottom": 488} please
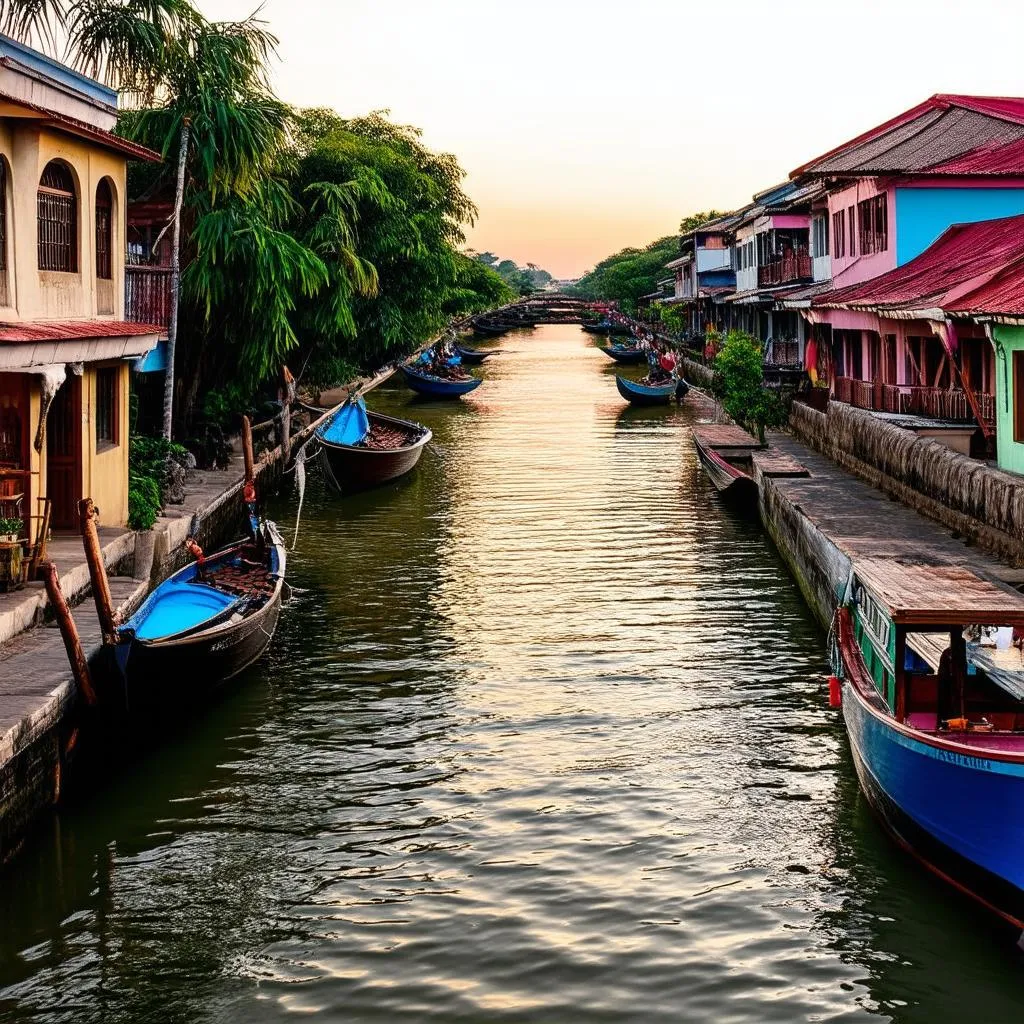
{"left": 765, "top": 340, "right": 801, "bottom": 366}
{"left": 125, "top": 265, "right": 172, "bottom": 329}
{"left": 758, "top": 253, "right": 813, "bottom": 288}
{"left": 833, "top": 377, "right": 995, "bottom": 425}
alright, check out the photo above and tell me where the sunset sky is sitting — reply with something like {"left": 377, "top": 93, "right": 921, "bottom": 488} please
{"left": 200, "top": 0, "right": 1024, "bottom": 278}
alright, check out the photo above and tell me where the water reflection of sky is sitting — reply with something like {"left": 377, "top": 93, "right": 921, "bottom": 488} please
{"left": 0, "top": 326, "right": 1020, "bottom": 1022}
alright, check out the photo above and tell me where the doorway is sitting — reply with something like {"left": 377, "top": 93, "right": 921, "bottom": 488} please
{"left": 46, "top": 377, "right": 81, "bottom": 530}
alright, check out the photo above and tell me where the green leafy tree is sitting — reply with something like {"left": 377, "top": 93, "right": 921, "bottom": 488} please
{"left": 571, "top": 235, "right": 679, "bottom": 313}
{"left": 291, "top": 109, "right": 502, "bottom": 378}
{"left": 710, "top": 330, "right": 786, "bottom": 443}
{"left": 2, "top": 0, "right": 364, "bottom": 436}
{"left": 679, "top": 210, "right": 725, "bottom": 234}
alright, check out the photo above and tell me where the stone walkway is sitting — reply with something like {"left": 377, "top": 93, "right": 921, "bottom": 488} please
{"left": 767, "top": 431, "right": 1024, "bottom": 589}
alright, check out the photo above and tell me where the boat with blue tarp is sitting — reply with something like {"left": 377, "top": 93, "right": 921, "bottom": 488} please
{"left": 106, "top": 521, "right": 287, "bottom": 711}
{"left": 833, "top": 557, "right": 1024, "bottom": 931}
{"left": 316, "top": 396, "right": 431, "bottom": 492}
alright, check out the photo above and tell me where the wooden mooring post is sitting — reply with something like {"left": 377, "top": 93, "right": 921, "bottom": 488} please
{"left": 242, "top": 414, "right": 255, "bottom": 485}
{"left": 78, "top": 498, "right": 118, "bottom": 646}
{"left": 41, "top": 561, "right": 97, "bottom": 706}
{"left": 279, "top": 365, "right": 294, "bottom": 464}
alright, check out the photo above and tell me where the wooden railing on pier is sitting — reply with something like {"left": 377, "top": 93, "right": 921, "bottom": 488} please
{"left": 125, "top": 265, "right": 172, "bottom": 329}
{"left": 833, "top": 376, "right": 995, "bottom": 425}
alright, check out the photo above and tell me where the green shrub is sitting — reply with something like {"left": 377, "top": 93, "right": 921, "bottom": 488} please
{"left": 710, "top": 330, "right": 786, "bottom": 443}
{"left": 128, "top": 435, "right": 189, "bottom": 531}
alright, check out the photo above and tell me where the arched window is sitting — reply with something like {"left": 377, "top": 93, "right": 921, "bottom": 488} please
{"left": 95, "top": 179, "right": 112, "bottom": 280}
{"left": 38, "top": 161, "right": 77, "bottom": 272}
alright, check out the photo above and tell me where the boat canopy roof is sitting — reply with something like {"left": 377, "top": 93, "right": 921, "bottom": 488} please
{"left": 855, "top": 558, "right": 1024, "bottom": 627}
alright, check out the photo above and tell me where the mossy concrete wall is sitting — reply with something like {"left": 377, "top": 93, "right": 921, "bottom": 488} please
{"left": 790, "top": 400, "right": 1024, "bottom": 566}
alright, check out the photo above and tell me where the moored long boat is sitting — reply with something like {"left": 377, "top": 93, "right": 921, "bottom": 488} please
{"left": 691, "top": 429, "right": 758, "bottom": 499}
{"left": 834, "top": 560, "right": 1024, "bottom": 931}
{"left": 455, "top": 343, "right": 500, "bottom": 365}
{"left": 401, "top": 364, "right": 482, "bottom": 398}
{"left": 615, "top": 375, "right": 677, "bottom": 406}
{"left": 599, "top": 343, "right": 646, "bottom": 365}
{"left": 105, "top": 523, "right": 287, "bottom": 714}
{"left": 471, "top": 318, "right": 510, "bottom": 336}
{"left": 582, "top": 321, "right": 634, "bottom": 337}
{"left": 317, "top": 407, "right": 432, "bottom": 492}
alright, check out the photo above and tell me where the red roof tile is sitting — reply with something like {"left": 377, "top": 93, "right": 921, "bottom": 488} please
{"left": 813, "top": 214, "right": 1024, "bottom": 317}
{"left": 0, "top": 86, "right": 161, "bottom": 163}
{"left": 0, "top": 319, "right": 162, "bottom": 343}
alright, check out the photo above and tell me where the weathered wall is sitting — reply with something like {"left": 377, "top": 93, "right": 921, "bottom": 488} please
{"left": 758, "top": 476, "right": 850, "bottom": 630}
{"left": 790, "top": 399, "right": 1024, "bottom": 565}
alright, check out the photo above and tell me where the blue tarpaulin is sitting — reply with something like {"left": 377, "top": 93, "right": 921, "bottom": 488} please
{"left": 320, "top": 397, "right": 369, "bottom": 446}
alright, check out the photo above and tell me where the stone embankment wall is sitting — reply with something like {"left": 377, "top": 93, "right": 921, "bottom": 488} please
{"left": 790, "top": 401, "right": 1024, "bottom": 566}
{"left": 757, "top": 475, "right": 849, "bottom": 629}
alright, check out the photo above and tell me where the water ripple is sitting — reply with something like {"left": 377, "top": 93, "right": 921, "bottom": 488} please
{"left": 1, "top": 327, "right": 1021, "bottom": 1024}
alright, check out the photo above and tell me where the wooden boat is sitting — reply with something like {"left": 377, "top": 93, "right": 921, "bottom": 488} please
{"left": 599, "top": 343, "right": 646, "bottom": 365}
{"left": 317, "top": 403, "right": 431, "bottom": 492}
{"left": 615, "top": 375, "right": 677, "bottom": 406}
{"left": 834, "top": 559, "right": 1024, "bottom": 931}
{"left": 471, "top": 317, "right": 510, "bottom": 337}
{"left": 455, "top": 343, "right": 500, "bottom": 365}
{"left": 401, "top": 364, "right": 482, "bottom": 398}
{"left": 583, "top": 320, "right": 634, "bottom": 337}
{"left": 109, "top": 523, "right": 286, "bottom": 711}
{"left": 691, "top": 426, "right": 760, "bottom": 499}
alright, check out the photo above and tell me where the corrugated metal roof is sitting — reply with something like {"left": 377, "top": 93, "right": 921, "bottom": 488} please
{"left": 792, "top": 95, "right": 1024, "bottom": 179}
{"left": 0, "top": 319, "right": 163, "bottom": 343}
{"left": 813, "top": 214, "right": 1024, "bottom": 317}
{"left": 922, "top": 136, "right": 1024, "bottom": 176}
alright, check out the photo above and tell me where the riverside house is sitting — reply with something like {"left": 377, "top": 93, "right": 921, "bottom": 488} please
{"left": 667, "top": 94, "right": 1024, "bottom": 459}
{"left": 0, "top": 34, "right": 161, "bottom": 540}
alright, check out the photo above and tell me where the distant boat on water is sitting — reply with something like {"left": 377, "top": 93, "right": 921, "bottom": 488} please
{"left": 401, "top": 364, "right": 482, "bottom": 398}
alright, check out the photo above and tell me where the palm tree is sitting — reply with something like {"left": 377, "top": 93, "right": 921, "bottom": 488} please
{"left": 2, "top": 1, "right": 374, "bottom": 436}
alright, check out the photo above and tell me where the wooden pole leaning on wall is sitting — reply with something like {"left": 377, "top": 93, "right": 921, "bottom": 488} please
{"left": 242, "top": 414, "right": 255, "bottom": 486}
{"left": 42, "top": 562, "right": 97, "bottom": 706}
{"left": 279, "top": 365, "right": 294, "bottom": 465}
{"left": 78, "top": 498, "right": 118, "bottom": 646}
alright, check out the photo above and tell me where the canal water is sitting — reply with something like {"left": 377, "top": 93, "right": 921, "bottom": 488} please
{"left": 1, "top": 325, "right": 1022, "bottom": 1022}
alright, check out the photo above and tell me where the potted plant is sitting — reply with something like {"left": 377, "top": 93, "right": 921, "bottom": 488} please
{"left": 0, "top": 517, "right": 21, "bottom": 543}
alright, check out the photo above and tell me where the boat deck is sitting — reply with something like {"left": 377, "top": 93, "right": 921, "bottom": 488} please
{"left": 691, "top": 425, "right": 765, "bottom": 451}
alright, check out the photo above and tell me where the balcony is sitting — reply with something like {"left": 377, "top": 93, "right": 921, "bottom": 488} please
{"left": 125, "top": 265, "right": 172, "bottom": 329}
{"left": 765, "top": 340, "right": 801, "bottom": 367}
{"left": 758, "top": 253, "right": 812, "bottom": 288}
{"left": 833, "top": 377, "right": 995, "bottom": 425}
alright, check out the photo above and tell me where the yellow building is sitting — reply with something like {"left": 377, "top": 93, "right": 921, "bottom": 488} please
{"left": 0, "top": 34, "right": 161, "bottom": 539}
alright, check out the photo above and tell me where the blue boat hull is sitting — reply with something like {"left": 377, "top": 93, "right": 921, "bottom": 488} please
{"left": 615, "top": 375, "right": 675, "bottom": 406}
{"left": 401, "top": 365, "right": 482, "bottom": 398}
{"left": 843, "top": 679, "right": 1024, "bottom": 928}
{"left": 600, "top": 346, "right": 646, "bottom": 365}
